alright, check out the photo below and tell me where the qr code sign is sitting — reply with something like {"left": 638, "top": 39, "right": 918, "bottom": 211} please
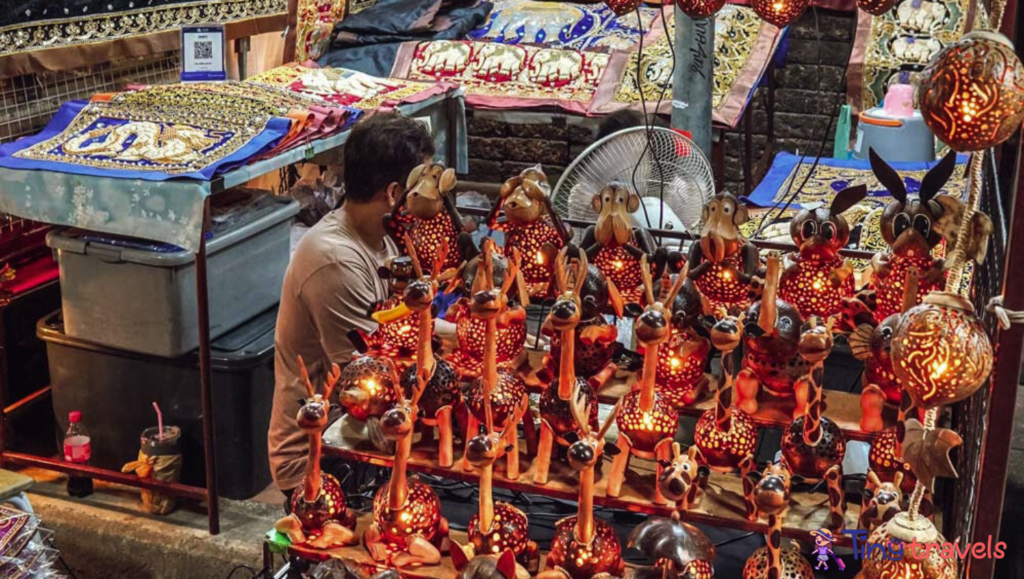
{"left": 193, "top": 40, "right": 213, "bottom": 60}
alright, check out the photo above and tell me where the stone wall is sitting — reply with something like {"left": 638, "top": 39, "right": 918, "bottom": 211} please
{"left": 461, "top": 8, "right": 858, "bottom": 194}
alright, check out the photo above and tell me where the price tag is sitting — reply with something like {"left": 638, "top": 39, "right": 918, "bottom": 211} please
{"left": 181, "top": 24, "right": 227, "bottom": 82}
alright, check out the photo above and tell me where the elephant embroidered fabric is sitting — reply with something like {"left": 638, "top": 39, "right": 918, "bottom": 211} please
{"left": 592, "top": 6, "right": 782, "bottom": 128}
{"left": 247, "top": 63, "right": 448, "bottom": 111}
{"left": 394, "top": 40, "right": 610, "bottom": 114}
{"left": 846, "top": 0, "right": 971, "bottom": 113}
{"left": 468, "top": 0, "right": 662, "bottom": 51}
{"left": 0, "top": 99, "right": 292, "bottom": 180}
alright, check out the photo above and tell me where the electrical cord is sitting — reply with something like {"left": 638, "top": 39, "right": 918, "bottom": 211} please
{"left": 631, "top": 7, "right": 657, "bottom": 232}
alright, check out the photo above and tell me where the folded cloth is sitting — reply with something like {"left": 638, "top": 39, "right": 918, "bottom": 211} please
{"left": 319, "top": 0, "right": 492, "bottom": 76}
{"left": 0, "top": 99, "right": 292, "bottom": 181}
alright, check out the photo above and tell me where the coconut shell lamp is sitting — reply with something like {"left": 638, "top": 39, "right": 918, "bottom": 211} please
{"left": 779, "top": 185, "right": 866, "bottom": 319}
{"left": 275, "top": 359, "right": 358, "bottom": 548}
{"left": 688, "top": 192, "right": 760, "bottom": 315}
{"left": 385, "top": 163, "right": 463, "bottom": 271}
{"left": 394, "top": 236, "right": 461, "bottom": 468}
{"left": 751, "top": 0, "right": 810, "bottom": 29}
{"left": 487, "top": 166, "right": 572, "bottom": 298}
{"left": 365, "top": 372, "right": 449, "bottom": 567}
{"left": 654, "top": 276, "right": 712, "bottom": 409}
{"left": 858, "top": 513, "right": 958, "bottom": 579}
{"left": 627, "top": 514, "right": 716, "bottom": 578}
{"left": 856, "top": 0, "right": 897, "bottom": 15}
{"left": 536, "top": 394, "right": 625, "bottom": 579}
{"left": 779, "top": 316, "right": 848, "bottom": 531}
{"left": 867, "top": 149, "right": 957, "bottom": 320}
{"left": 694, "top": 311, "right": 758, "bottom": 472}
{"left": 535, "top": 247, "right": 603, "bottom": 485}
{"left": 580, "top": 185, "right": 660, "bottom": 304}
{"left": 735, "top": 252, "right": 806, "bottom": 413}
{"left": 461, "top": 240, "right": 533, "bottom": 479}
{"left": 606, "top": 258, "right": 685, "bottom": 505}
{"left": 677, "top": 0, "right": 727, "bottom": 19}
{"left": 741, "top": 462, "right": 815, "bottom": 579}
{"left": 464, "top": 394, "right": 539, "bottom": 574}
{"left": 350, "top": 255, "right": 425, "bottom": 362}
{"left": 918, "top": 31, "right": 1024, "bottom": 152}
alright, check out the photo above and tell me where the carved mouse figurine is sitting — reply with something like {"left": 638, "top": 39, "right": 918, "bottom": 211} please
{"left": 579, "top": 185, "right": 660, "bottom": 304}
{"left": 688, "top": 192, "right": 760, "bottom": 314}
{"left": 779, "top": 185, "right": 867, "bottom": 318}
{"left": 385, "top": 162, "right": 464, "bottom": 272}
{"left": 868, "top": 148, "right": 954, "bottom": 320}
{"left": 487, "top": 165, "right": 572, "bottom": 297}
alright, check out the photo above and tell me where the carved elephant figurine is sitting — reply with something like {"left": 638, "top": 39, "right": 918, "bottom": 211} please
{"left": 419, "top": 41, "right": 472, "bottom": 75}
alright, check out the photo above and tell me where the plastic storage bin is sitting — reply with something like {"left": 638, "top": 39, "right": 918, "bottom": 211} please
{"left": 39, "top": 307, "right": 277, "bottom": 500}
{"left": 46, "top": 193, "right": 298, "bottom": 357}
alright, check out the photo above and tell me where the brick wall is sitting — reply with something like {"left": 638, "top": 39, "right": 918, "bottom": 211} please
{"left": 462, "top": 8, "right": 858, "bottom": 194}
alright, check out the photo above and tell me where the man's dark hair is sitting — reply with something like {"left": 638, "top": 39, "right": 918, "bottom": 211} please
{"left": 344, "top": 113, "right": 436, "bottom": 203}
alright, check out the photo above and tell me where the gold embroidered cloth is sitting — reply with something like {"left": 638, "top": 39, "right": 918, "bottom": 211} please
{"left": 248, "top": 63, "right": 447, "bottom": 111}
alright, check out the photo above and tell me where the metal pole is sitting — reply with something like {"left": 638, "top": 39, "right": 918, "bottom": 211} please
{"left": 196, "top": 198, "right": 220, "bottom": 535}
{"left": 671, "top": 8, "right": 715, "bottom": 157}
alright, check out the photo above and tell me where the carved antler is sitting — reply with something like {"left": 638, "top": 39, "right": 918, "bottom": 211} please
{"left": 403, "top": 234, "right": 424, "bottom": 279}
{"left": 572, "top": 247, "right": 587, "bottom": 295}
{"left": 554, "top": 246, "right": 570, "bottom": 295}
{"left": 640, "top": 254, "right": 655, "bottom": 306}
{"left": 501, "top": 247, "right": 521, "bottom": 298}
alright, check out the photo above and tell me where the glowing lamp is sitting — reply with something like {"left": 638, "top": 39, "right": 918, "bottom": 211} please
{"left": 918, "top": 31, "right": 1024, "bottom": 152}
{"left": 616, "top": 390, "right": 678, "bottom": 454}
{"left": 547, "top": 517, "right": 623, "bottom": 578}
{"left": 874, "top": 255, "right": 943, "bottom": 320}
{"left": 676, "top": 0, "right": 727, "bottom": 19}
{"left": 743, "top": 544, "right": 814, "bottom": 579}
{"left": 891, "top": 292, "right": 993, "bottom": 409}
{"left": 548, "top": 317, "right": 619, "bottom": 378}
{"left": 592, "top": 245, "right": 644, "bottom": 304}
{"left": 465, "top": 370, "right": 529, "bottom": 427}
{"left": 693, "top": 407, "right": 758, "bottom": 471}
{"left": 692, "top": 256, "right": 751, "bottom": 313}
{"left": 375, "top": 300, "right": 423, "bottom": 354}
{"left": 856, "top": 0, "right": 896, "bottom": 15}
{"left": 372, "top": 477, "right": 443, "bottom": 544}
{"left": 781, "top": 416, "right": 847, "bottom": 479}
{"left": 467, "top": 502, "right": 532, "bottom": 558}
{"left": 291, "top": 473, "right": 347, "bottom": 532}
{"left": 779, "top": 257, "right": 854, "bottom": 319}
{"left": 861, "top": 513, "right": 958, "bottom": 579}
{"left": 751, "top": 0, "right": 809, "bottom": 28}
{"left": 447, "top": 306, "right": 527, "bottom": 378}
{"left": 337, "top": 355, "right": 401, "bottom": 421}
{"left": 504, "top": 219, "right": 563, "bottom": 293}
{"left": 603, "top": 0, "right": 643, "bottom": 16}
{"left": 395, "top": 211, "right": 461, "bottom": 271}
{"left": 654, "top": 331, "right": 711, "bottom": 409}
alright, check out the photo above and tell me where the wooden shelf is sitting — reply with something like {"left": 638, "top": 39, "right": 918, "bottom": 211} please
{"left": 323, "top": 419, "right": 862, "bottom": 547}
{"left": 287, "top": 512, "right": 550, "bottom": 579}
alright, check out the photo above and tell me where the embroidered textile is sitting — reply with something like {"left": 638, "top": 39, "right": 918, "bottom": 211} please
{"left": 0, "top": 98, "right": 291, "bottom": 180}
{"left": 294, "top": 0, "right": 347, "bottom": 61}
{"left": 395, "top": 40, "right": 609, "bottom": 113}
{"left": 846, "top": 0, "right": 971, "bottom": 113}
{"left": 248, "top": 64, "right": 443, "bottom": 110}
{"left": 469, "top": 0, "right": 660, "bottom": 51}
{"left": 0, "top": 0, "right": 285, "bottom": 59}
{"left": 595, "top": 6, "right": 781, "bottom": 127}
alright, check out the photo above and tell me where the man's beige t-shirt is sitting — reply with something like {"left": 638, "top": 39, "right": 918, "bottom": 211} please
{"left": 269, "top": 207, "right": 397, "bottom": 491}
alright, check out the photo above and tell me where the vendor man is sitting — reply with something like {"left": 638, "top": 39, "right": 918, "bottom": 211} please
{"left": 269, "top": 113, "right": 438, "bottom": 496}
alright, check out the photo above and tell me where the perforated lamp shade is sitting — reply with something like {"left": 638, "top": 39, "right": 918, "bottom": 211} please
{"left": 676, "top": 0, "right": 727, "bottom": 19}
{"left": 856, "top": 0, "right": 897, "bottom": 15}
{"left": 861, "top": 514, "right": 958, "bottom": 579}
{"left": 891, "top": 292, "right": 993, "bottom": 409}
{"left": 918, "top": 31, "right": 1024, "bottom": 152}
{"left": 750, "top": 0, "right": 809, "bottom": 28}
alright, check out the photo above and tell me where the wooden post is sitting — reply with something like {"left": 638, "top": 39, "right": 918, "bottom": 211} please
{"left": 672, "top": 8, "right": 715, "bottom": 157}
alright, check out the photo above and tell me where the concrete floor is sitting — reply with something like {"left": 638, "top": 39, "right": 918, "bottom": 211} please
{"left": 21, "top": 468, "right": 279, "bottom": 579}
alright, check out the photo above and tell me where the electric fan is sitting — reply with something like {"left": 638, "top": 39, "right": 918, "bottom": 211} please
{"left": 551, "top": 127, "right": 716, "bottom": 236}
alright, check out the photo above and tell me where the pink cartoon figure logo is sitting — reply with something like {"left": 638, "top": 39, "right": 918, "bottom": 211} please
{"left": 811, "top": 528, "right": 846, "bottom": 571}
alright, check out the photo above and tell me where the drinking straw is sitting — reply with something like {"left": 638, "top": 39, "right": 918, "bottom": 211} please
{"left": 152, "top": 402, "right": 164, "bottom": 441}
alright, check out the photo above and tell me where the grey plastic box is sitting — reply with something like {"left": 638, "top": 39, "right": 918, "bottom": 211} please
{"left": 46, "top": 195, "right": 299, "bottom": 357}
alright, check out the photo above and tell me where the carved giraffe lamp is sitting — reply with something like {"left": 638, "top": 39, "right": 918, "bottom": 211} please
{"left": 694, "top": 310, "right": 758, "bottom": 472}
{"left": 688, "top": 192, "right": 760, "bottom": 314}
{"left": 741, "top": 463, "right": 815, "bottom": 579}
{"left": 464, "top": 392, "right": 539, "bottom": 574}
{"left": 537, "top": 393, "right": 625, "bottom": 579}
{"left": 658, "top": 442, "right": 711, "bottom": 513}
{"left": 462, "top": 240, "right": 533, "bottom": 479}
{"left": 487, "top": 165, "right": 572, "bottom": 297}
{"left": 396, "top": 235, "right": 461, "bottom": 468}
{"left": 365, "top": 372, "right": 449, "bottom": 567}
{"left": 606, "top": 256, "right": 686, "bottom": 505}
{"left": 868, "top": 391, "right": 929, "bottom": 514}
{"left": 779, "top": 316, "right": 848, "bottom": 532}
{"left": 275, "top": 357, "right": 358, "bottom": 548}
{"left": 735, "top": 252, "right": 806, "bottom": 413}
{"left": 535, "top": 246, "right": 602, "bottom": 485}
